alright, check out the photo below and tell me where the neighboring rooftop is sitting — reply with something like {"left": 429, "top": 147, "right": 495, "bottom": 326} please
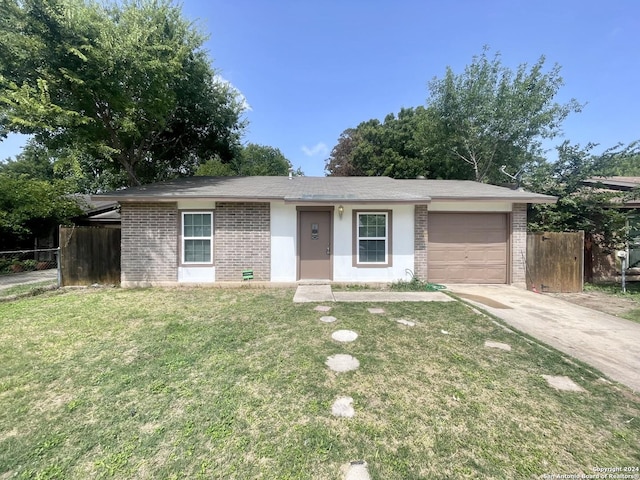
{"left": 71, "top": 194, "right": 121, "bottom": 224}
{"left": 583, "top": 176, "right": 640, "bottom": 191}
{"left": 93, "top": 176, "right": 556, "bottom": 204}
{"left": 583, "top": 176, "right": 640, "bottom": 208}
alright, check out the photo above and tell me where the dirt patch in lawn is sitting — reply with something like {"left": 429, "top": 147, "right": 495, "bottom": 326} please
{"left": 552, "top": 290, "right": 639, "bottom": 317}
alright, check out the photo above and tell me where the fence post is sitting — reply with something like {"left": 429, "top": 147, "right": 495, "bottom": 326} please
{"left": 56, "top": 247, "right": 61, "bottom": 287}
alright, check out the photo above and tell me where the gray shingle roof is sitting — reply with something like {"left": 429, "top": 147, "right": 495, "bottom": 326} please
{"left": 93, "top": 176, "right": 556, "bottom": 204}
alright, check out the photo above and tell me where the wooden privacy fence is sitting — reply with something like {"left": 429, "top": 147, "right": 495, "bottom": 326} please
{"left": 60, "top": 226, "right": 121, "bottom": 286}
{"left": 526, "top": 231, "right": 584, "bottom": 293}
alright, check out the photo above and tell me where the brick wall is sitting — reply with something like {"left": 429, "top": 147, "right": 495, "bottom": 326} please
{"left": 215, "top": 202, "right": 270, "bottom": 281}
{"left": 121, "top": 202, "right": 178, "bottom": 286}
{"left": 414, "top": 205, "right": 429, "bottom": 280}
{"left": 511, "top": 203, "right": 527, "bottom": 286}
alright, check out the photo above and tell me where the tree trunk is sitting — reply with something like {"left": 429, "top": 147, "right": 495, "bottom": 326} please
{"left": 584, "top": 232, "right": 593, "bottom": 283}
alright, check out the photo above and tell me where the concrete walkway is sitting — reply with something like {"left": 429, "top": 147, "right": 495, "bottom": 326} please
{"left": 293, "top": 285, "right": 454, "bottom": 303}
{"left": 446, "top": 284, "right": 640, "bottom": 392}
{"left": 0, "top": 269, "right": 58, "bottom": 290}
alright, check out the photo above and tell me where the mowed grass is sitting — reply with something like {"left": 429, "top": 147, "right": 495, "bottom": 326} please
{"left": 0, "top": 280, "right": 57, "bottom": 299}
{"left": 1, "top": 288, "right": 639, "bottom": 479}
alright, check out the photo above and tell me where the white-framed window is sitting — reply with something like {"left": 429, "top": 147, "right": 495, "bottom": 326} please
{"left": 356, "top": 211, "right": 390, "bottom": 265}
{"left": 182, "top": 212, "right": 213, "bottom": 264}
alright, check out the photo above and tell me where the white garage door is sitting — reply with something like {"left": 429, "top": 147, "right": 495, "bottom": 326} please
{"left": 428, "top": 213, "right": 508, "bottom": 283}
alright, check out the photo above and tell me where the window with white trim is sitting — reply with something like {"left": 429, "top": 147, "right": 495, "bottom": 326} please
{"left": 182, "top": 212, "right": 213, "bottom": 264}
{"left": 357, "top": 212, "right": 388, "bottom": 264}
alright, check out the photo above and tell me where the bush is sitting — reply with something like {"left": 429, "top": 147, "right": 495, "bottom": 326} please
{"left": 0, "top": 258, "right": 41, "bottom": 274}
{"left": 0, "top": 258, "right": 12, "bottom": 274}
{"left": 390, "top": 275, "right": 447, "bottom": 292}
{"left": 21, "top": 260, "right": 38, "bottom": 271}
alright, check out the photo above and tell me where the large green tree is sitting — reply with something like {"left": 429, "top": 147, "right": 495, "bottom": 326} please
{"left": 427, "top": 47, "right": 582, "bottom": 183}
{"left": 601, "top": 141, "right": 640, "bottom": 176}
{"left": 0, "top": 173, "right": 82, "bottom": 248}
{"left": 0, "top": 141, "right": 55, "bottom": 180}
{"left": 325, "top": 107, "right": 462, "bottom": 179}
{"left": 0, "top": 0, "right": 246, "bottom": 189}
{"left": 524, "top": 142, "right": 636, "bottom": 253}
{"left": 196, "top": 143, "right": 297, "bottom": 176}
{"left": 326, "top": 48, "right": 581, "bottom": 183}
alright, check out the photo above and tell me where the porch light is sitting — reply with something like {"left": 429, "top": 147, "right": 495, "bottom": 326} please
{"left": 338, "top": 205, "right": 344, "bottom": 219}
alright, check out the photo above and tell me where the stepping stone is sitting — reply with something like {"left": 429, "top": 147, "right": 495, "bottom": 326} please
{"left": 314, "top": 305, "right": 332, "bottom": 312}
{"left": 326, "top": 354, "right": 360, "bottom": 373}
{"left": 541, "top": 375, "right": 585, "bottom": 392}
{"left": 320, "top": 316, "right": 337, "bottom": 323}
{"left": 342, "top": 460, "right": 371, "bottom": 480}
{"left": 441, "top": 330, "right": 450, "bottom": 335}
{"left": 396, "top": 319, "right": 415, "bottom": 327}
{"left": 332, "top": 330, "right": 358, "bottom": 342}
{"left": 367, "top": 307, "right": 384, "bottom": 314}
{"left": 484, "top": 340, "right": 512, "bottom": 351}
{"left": 331, "top": 397, "right": 355, "bottom": 418}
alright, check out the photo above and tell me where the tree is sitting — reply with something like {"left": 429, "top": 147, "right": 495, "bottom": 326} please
{"left": 427, "top": 47, "right": 582, "bottom": 183}
{"left": 0, "top": 141, "right": 55, "bottom": 180}
{"left": 0, "top": 173, "right": 82, "bottom": 248}
{"left": 601, "top": 141, "right": 640, "bottom": 176}
{"left": 0, "top": 0, "right": 246, "bottom": 189}
{"left": 325, "top": 107, "right": 463, "bottom": 179}
{"left": 196, "top": 143, "right": 297, "bottom": 176}
{"left": 524, "top": 142, "right": 633, "bottom": 253}
{"left": 325, "top": 128, "right": 361, "bottom": 176}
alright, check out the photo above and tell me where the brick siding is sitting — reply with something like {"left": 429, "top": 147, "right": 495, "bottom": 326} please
{"left": 121, "top": 202, "right": 178, "bottom": 286}
{"left": 511, "top": 203, "right": 527, "bottom": 286}
{"left": 414, "top": 205, "right": 429, "bottom": 280}
{"left": 214, "top": 202, "right": 271, "bottom": 281}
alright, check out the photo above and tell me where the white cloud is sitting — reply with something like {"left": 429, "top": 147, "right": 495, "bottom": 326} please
{"left": 301, "top": 142, "right": 329, "bottom": 157}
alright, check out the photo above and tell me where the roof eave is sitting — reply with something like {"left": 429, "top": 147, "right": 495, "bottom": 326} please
{"left": 284, "top": 198, "right": 431, "bottom": 205}
{"left": 91, "top": 195, "right": 433, "bottom": 204}
{"left": 91, "top": 195, "right": 285, "bottom": 202}
{"left": 429, "top": 196, "right": 557, "bottom": 204}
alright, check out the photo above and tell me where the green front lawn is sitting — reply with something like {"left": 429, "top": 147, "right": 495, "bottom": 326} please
{"left": 0, "top": 288, "right": 638, "bottom": 479}
{"left": 0, "top": 280, "right": 57, "bottom": 299}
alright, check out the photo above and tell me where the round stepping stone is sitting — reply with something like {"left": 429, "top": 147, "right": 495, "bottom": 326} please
{"left": 320, "top": 315, "right": 337, "bottom": 323}
{"left": 331, "top": 397, "right": 355, "bottom": 418}
{"left": 332, "top": 330, "right": 358, "bottom": 342}
{"left": 484, "top": 340, "right": 511, "bottom": 351}
{"left": 367, "top": 307, "right": 384, "bottom": 314}
{"left": 314, "top": 305, "right": 332, "bottom": 312}
{"left": 343, "top": 460, "right": 370, "bottom": 480}
{"left": 326, "top": 354, "right": 360, "bottom": 373}
{"left": 396, "top": 319, "right": 415, "bottom": 327}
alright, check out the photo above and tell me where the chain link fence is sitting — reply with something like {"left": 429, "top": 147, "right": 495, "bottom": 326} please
{"left": 0, "top": 248, "right": 59, "bottom": 275}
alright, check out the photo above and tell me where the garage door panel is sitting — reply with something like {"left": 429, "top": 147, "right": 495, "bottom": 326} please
{"left": 464, "top": 266, "right": 507, "bottom": 283}
{"left": 428, "top": 265, "right": 506, "bottom": 283}
{"left": 467, "top": 247, "right": 507, "bottom": 262}
{"left": 428, "top": 213, "right": 508, "bottom": 284}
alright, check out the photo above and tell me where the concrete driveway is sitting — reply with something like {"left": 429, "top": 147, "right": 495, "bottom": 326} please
{"left": 0, "top": 269, "right": 58, "bottom": 290}
{"left": 446, "top": 284, "right": 640, "bottom": 392}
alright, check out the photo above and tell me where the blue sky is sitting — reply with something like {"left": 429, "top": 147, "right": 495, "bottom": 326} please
{"left": 2, "top": 0, "right": 639, "bottom": 177}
